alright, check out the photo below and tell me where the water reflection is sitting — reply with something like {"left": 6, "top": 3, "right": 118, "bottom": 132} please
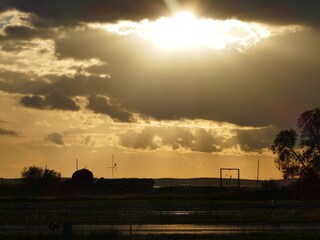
{"left": 77, "top": 223, "right": 320, "bottom": 235}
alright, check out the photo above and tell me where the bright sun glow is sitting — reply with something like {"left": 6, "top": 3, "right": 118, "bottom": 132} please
{"left": 101, "top": 11, "right": 304, "bottom": 51}
{"left": 141, "top": 12, "right": 208, "bottom": 49}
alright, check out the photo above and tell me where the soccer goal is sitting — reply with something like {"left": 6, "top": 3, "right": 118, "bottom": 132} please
{"left": 219, "top": 168, "right": 240, "bottom": 188}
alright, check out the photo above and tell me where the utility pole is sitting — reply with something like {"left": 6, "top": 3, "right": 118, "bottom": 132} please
{"left": 76, "top": 159, "right": 79, "bottom": 171}
{"left": 256, "top": 159, "right": 260, "bottom": 187}
{"left": 108, "top": 155, "right": 118, "bottom": 179}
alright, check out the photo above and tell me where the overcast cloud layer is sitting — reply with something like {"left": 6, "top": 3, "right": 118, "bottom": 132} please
{"left": 0, "top": 0, "right": 319, "bottom": 178}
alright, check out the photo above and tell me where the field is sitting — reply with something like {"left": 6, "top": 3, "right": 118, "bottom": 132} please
{"left": 0, "top": 186, "right": 319, "bottom": 239}
{"left": 1, "top": 198, "right": 320, "bottom": 224}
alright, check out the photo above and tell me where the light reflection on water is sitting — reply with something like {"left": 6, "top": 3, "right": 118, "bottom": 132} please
{"left": 76, "top": 223, "right": 320, "bottom": 235}
{"left": 2, "top": 223, "right": 320, "bottom": 235}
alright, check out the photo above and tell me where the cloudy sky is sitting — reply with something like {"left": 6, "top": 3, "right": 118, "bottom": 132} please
{"left": 1, "top": 0, "right": 319, "bottom": 179}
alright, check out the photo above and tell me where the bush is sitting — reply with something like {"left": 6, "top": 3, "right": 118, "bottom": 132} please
{"left": 21, "top": 166, "right": 61, "bottom": 187}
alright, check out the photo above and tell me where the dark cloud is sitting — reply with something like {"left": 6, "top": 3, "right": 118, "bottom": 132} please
{"left": 51, "top": 27, "right": 320, "bottom": 128}
{"left": 192, "top": 129, "right": 222, "bottom": 153}
{"left": 2, "top": 3, "right": 320, "bottom": 129}
{"left": 0, "top": 69, "right": 113, "bottom": 97}
{"left": 35, "top": 75, "right": 114, "bottom": 97}
{"left": 234, "top": 127, "right": 280, "bottom": 153}
{"left": 87, "top": 95, "right": 133, "bottom": 122}
{"left": 116, "top": 39, "right": 320, "bottom": 127}
{"left": 0, "top": 128, "right": 20, "bottom": 137}
{"left": 0, "top": 8, "right": 54, "bottom": 41}
{"left": 45, "top": 89, "right": 79, "bottom": 111}
{"left": 120, "top": 129, "right": 159, "bottom": 150}
{"left": 1, "top": 26, "right": 38, "bottom": 40}
{"left": 20, "top": 95, "right": 45, "bottom": 109}
{"left": 0, "top": 70, "right": 49, "bottom": 94}
{"left": 0, "top": 0, "right": 170, "bottom": 26}
{"left": 46, "top": 132, "right": 64, "bottom": 145}
{"left": 20, "top": 90, "right": 79, "bottom": 111}
{"left": 193, "top": 0, "right": 320, "bottom": 27}
{"left": 55, "top": 28, "right": 114, "bottom": 60}
{"left": 119, "top": 127, "right": 224, "bottom": 153}
{"left": 119, "top": 125, "right": 281, "bottom": 153}
{"left": 0, "top": 25, "right": 54, "bottom": 41}
{"left": 1, "top": 0, "right": 319, "bottom": 27}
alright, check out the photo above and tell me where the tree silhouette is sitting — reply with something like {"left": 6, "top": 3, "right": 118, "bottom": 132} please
{"left": 42, "top": 168, "right": 61, "bottom": 185}
{"left": 272, "top": 108, "right": 320, "bottom": 179}
{"left": 21, "top": 166, "right": 44, "bottom": 185}
{"left": 21, "top": 166, "right": 61, "bottom": 186}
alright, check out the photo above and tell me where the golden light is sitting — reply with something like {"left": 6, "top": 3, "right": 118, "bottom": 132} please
{"left": 100, "top": 11, "right": 304, "bottom": 51}
{"left": 140, "top": 12, "right": 206, "bottom": 49}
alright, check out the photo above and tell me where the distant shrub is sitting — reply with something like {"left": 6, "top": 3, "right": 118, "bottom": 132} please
{"left": 21, "top": 166, "right": 61, "bottom": 187}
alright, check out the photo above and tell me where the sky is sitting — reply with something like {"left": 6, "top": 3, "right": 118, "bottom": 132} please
{"left": 0, "top": 0, "right": 320, "bottom": 179}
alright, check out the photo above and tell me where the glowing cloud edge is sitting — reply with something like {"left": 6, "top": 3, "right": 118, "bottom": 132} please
{"left": 90, "top": 12, "right": 305, "bottom": 51}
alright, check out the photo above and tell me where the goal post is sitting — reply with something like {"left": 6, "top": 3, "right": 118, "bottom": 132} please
{"left": 220, "top": 168, "right": 240, "bottom": 188}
